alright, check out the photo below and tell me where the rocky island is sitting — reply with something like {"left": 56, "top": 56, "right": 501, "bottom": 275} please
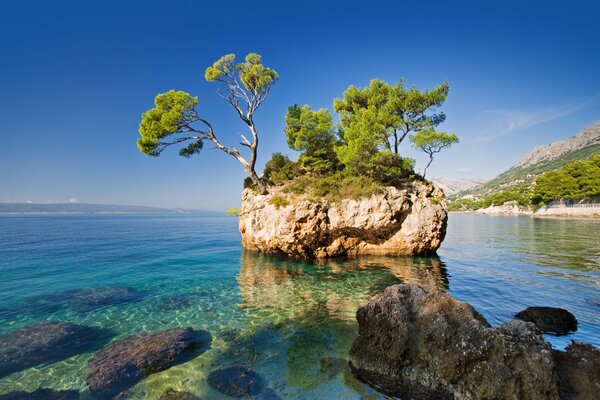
{"left": 239, "top": 181, "right": 447, "bottom": 258}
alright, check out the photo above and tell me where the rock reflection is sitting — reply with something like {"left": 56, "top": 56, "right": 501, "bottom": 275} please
{"left": 237, "top": 251, "right": 448, "bottom": 323}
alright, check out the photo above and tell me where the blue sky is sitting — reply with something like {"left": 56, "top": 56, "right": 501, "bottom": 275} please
{"left": 1, "top": 0, "right": 599, "bottom": 210}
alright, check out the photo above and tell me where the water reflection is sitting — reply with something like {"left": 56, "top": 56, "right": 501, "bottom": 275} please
{"left": 238, "top": 251, "right": 448, "bottom": 322}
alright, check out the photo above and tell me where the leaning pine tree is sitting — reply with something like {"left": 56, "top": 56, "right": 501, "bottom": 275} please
{"left": 136, "top": 53, "right": 277, "bottom": 194}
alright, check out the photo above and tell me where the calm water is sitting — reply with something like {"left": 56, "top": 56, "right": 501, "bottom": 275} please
{"left": 0, "top": 213, "right": 598, "bottom": 399}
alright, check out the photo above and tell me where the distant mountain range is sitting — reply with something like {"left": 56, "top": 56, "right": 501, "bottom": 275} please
{"left": 430, "top": 177, "right": 488, "bottom": 196}
{"left": 0, "top": 203, "right": 189, "bottom": 214}
{"left": 451, "top": 121, "right": 600, "bottom": 200}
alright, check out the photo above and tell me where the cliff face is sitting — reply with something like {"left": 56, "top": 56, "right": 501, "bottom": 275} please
{"left": 239, "top": 181, "right": 447, "bottom": 259}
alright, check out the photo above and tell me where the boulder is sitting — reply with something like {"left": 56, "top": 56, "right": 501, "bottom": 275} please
{"left": 207, "top": 366, "right": 265, "bottom": 398}
{"left": 515, "top": 306, "right": 577, "bottom": 335}
{"left": 0, "top": 321, "right": 111, "bottom": 378}
{"left": 349, "top": 284, "right": 559, "bottom": 399}
{"left": 239, "top": 182, "right": 447, "bottom": 259}
{"left": 553, "top": 341, "right": 600, "bottom": 400}
{"left": 0, "top": 389, "right": 79, "bottom": 400}
{"left": 87, "top": 328, "right": 210, "bottom": 399}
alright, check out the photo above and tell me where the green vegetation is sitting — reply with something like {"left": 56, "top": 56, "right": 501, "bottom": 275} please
{"left": 137, "top": 53, "right": 278, "bottom": 194}
{"left": 259, "top": 78, "right": 456, "bottom": 201}
{"left": 137, "top": 55, "right": 458, "bottom": 201}
{"left": 225, "top": 208, "right": 241, "bottom": 216}
{"left": 269, "top": 195, "right": 290, "bottom": 209}
{"left": 451, "top": 143, "right": 600, "bottom": 200}
{"left": 410, "top": 130, "right": 459, "bottom": 178}
{"left": 531, "top": 154, "right": 600, "bottom": 205}
{"left": 448, "top": 154, "right": 600, "bottom": 211}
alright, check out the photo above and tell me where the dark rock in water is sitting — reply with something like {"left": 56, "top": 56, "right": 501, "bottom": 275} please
{"left": 553, "top": 340, "right": 600, "bottom": 400}
{"left": 70, "top": 287, "right": 149, "bottom": 312}
{"left": 0, "top": 388, "right": 79, "bottom": 400}
{"left": 157, "top": 388, "right": 200, "bottom": 400}
{"left": 349, "top": 284, "right": 559, "bottom": 400}
{"left": 515, "top": 306, "right": 577, "bottom": 335}
{"left": 87, "top": 328, "right": 210, "bottom": 399}
{"left": 0, "top": 321, "right": 112, "bottom": 378}
{"left": 207, "top": 366, "right": 265, "bottom": 397}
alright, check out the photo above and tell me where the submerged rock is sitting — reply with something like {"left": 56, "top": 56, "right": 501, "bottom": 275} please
{"left": 349, "top": 284, "right": 559, "bottom": 399}
{"left": 87, "top": 328, "right": 210, "bottom": 399}
{"left": 207, "top": 366, "right": 265, "bottom": 397}
{"left": 157, "top": 388, "right": 200, "bottom": 400}
{"left": 0, "top": 389, "right": 79, "bottom": 400}
{"left": 70, "top": 287, "right": 149, "bottom": 312}
{"left": 515, "top": 306, "right": 578, "bottom": 335}
{"left": 0, "top": 321, "right": 111, "bottom": 378}
{"left": 239, "top": 182, "right": 447, "bottom": 259}
{"left": 553, "top": 341, "right": 600, "bottom": 400}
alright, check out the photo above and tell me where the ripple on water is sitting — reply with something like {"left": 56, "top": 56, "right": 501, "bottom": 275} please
{"left": 0, "top": 213, "right": 599, "bottom": 399}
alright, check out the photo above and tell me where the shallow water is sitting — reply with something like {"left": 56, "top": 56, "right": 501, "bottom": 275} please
{"left": 0, "top": 213, "right": 598, "bottom": 399}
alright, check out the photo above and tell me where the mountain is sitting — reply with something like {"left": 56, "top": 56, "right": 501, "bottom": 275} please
{"left": 0, "top": 203, "right": 180, "bottom": 214}
{"left": 452, "top": 121, "right": 600, "bottom": 200}
{"left": 430, "top": 177, "right": 488, "bottom": 196}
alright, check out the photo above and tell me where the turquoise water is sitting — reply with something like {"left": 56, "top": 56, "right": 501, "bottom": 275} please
{"left": 0, "top": 213, "right": 598, "bottom": 399}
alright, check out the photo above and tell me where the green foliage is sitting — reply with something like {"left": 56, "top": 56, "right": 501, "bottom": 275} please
{"left": 282, "top": 173, "right": 385, "bottom": 203}
{"left": 410, "top": 129, "right": 459, "bottom": 152}
{"left": 335, "top": 107, "right": 386, "bottom": 174}
{"left": 269, "top": 194, "right": 290, "bottom": 209}
{"left": 285, "top": 105, "right": 339, "bottom": 175}
{"left": 226, "top": 208, "right": 241, "bottom": 216}
{"left": 263, "top": 153, "right": 298, "bottom": 185}
{"left": 137, "top": 90, "right": 201, "bottom": 156}
{"left": 410, "top": 129, "right": 459, "bottom": 177}
{"left": 333, "top": 78, "right": 449, "bottom": 153}
{"left": 205, "top": 53, "right": 278, "bottom": 95}
{"left": 531, "top": 154, "right": 600, "bottom": 205}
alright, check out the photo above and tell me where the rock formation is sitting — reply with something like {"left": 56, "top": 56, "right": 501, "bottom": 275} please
{"left": 87, "top": 328, "right": 210, "bottom": 399}
{"left": 515, "top": 306, "right": 578, "bottom": 335}
{"left": 553, "top": 341, "right": 600, "bottom": 400}
{"left": 0, "top": 321, "right": 111, "bottom": 378}
{"left": 349, "top": 284, "right": 599, "bottom": 400}
{"left": 239, "top": 181, "right": 447, "bottom": 259}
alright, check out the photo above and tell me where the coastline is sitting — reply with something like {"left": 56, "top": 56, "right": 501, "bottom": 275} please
{"left": 451, "top": 209, "right": 600, "bottom": 219}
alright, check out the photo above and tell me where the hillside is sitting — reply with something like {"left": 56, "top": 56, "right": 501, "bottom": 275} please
{"left": 430, "top": 177, "right": 488, "bottom": 196}
{"left": 452, "top": 121, "right": 600, "bottom": 200}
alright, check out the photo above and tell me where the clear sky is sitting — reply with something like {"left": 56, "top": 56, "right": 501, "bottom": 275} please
{"left": 1, "top": 0, "right": 599, "bottom": 211}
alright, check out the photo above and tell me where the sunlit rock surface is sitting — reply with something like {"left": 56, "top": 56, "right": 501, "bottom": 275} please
{"left": 239, "top": 182, "right": 447, "bottom": 259}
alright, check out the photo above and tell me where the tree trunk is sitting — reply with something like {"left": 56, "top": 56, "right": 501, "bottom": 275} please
{"left": 423, "top": 154, "right": 433, "bottom": 178}
{"left": 247, "top": 168, "right": 268, "bottom": 194}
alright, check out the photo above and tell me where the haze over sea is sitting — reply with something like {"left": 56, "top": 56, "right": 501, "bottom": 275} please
{"left": 0, "top": 213, "right": 598, "bottom": 399}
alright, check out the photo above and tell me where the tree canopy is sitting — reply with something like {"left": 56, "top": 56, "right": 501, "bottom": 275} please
{"left": 410, "top": 129, "right": 459, "bottom": 178}
{"left": 137, "top": 53, "right": 278, "bottom": 194}
{"left": 333, "top": 79, "right": 449, "bottom": 154}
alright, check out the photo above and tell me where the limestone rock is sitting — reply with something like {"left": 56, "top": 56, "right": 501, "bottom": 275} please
{"left": 553, "top": 341, "right": 600, "bottom": 400}
{"left": 515, "top": 306, "right": 578, "bottom": 335}
{"left": 239, "top": 182, "right": 447, "bottom": 258}
{"left": 87, "top": 328, "right": 210, "bottom": 399}
{"left": 0, "top": 321, "right": 111, "bottom": 378}
{"left": 349, "top": 284, "right": 559, "bottom": 400}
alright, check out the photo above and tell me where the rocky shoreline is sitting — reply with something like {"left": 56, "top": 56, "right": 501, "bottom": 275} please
{"left": 349, "top": 284, "right": 599, "bottom": 400}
